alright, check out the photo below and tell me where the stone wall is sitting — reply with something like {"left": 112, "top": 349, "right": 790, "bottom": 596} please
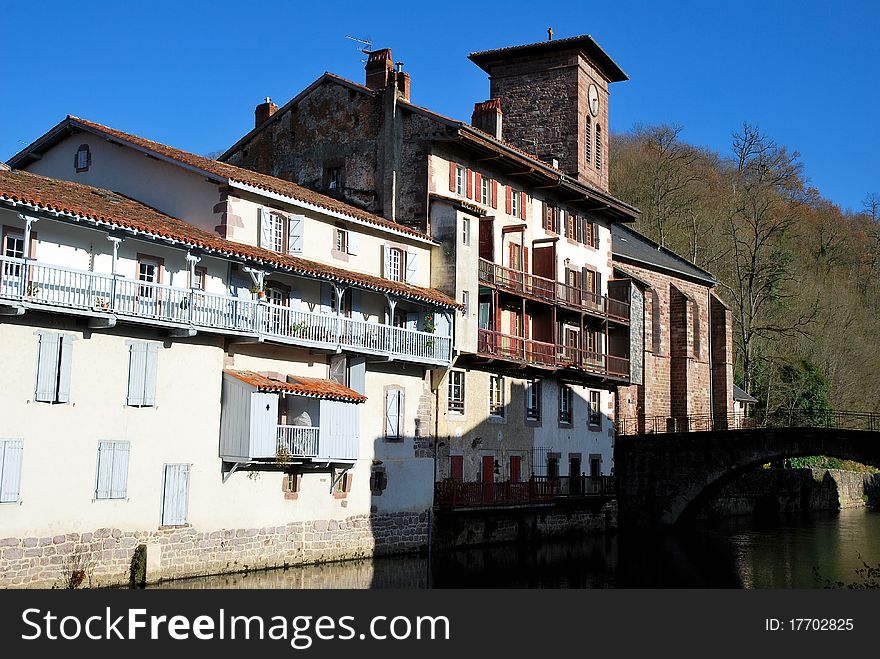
{"left": 0, "top": 512, "right": 427, "bottom": 589}
{"left": 431, "top": 499, "right": 616, "bottom": 552}
{"left": 699, "top": 468, "right": 880, "bottom": 519}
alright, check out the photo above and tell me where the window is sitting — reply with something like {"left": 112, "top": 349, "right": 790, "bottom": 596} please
{"left": 127, "top": 342, "right": 158, "bottom": 407}
{"left": 544, "top": 203, "right": 559, "bottom": 233}
{"left": 191, "top": 266, "right": 207, "bottom": 290}
{"left": 335, "top": 226, "right": 348, "bottom": 253}
{"left": 95, "top": 441, "right": 130, "bottom": 500}
{"left": 370, "top": 468, "right": 388, "bottom": 493}
{"left": 462, "top": 217, "right": 470, "bottom": 246}
{"left": 288, "top": 215, "right": 304, "bottom": 254}
{"left": 455, "top": 165, "right": 466, "bottom": 195}
{"left": 480, "top": 176, "right": 492, "bottom": 206}
{"left": 385, "top": 388, "right": 404, "bottom": 439}
{"left": 589, "top": 390, "right": 602, "bottom": 428}
{"left": 447, "top": 370, "right": 465, "bottom": 414}
{"left": 161, "top": 464, "right": 189, "bottom": 526}
{"left": 565, "top": 210, "right": 576, "bottom": 240}
{"left": 3, "top": 228, "right": 24, "bottom": 260}
{"left": 585, "top": 116, "right": 592, "bottom": 165}
{"left": 558, "top": 385, "right": 573, "bottom": 425}
{"left": 74, "top": 144, "right": 91, "bottom": 172}
{"left": 329, "top": 355, "right": 348, "bottom": 386}
{"left": 0, "top": 439, "right": 23, "bottom": 503}
{"left": 461, "top": 290, "right": 470, "bottom": 316}
{"left": 489, "top": 374, "right": 504, "bottom": 417}
{"left": 2, "top": 227, "right": 24, "bottom": 290}
{"left": 384, "top": 246, "right": 406, "bottom": 282}
{"left": 595, "top": 124, "right": 602, "bottom": 170}
{"left": 326, "top": 166, "right": 342, "bottom": 190}
{"left": 333, "top": 469, "right": 353, "bottom": 496}
{"left": 526, "top": 379, "right": 542, "bottom": 421}
{"left": 510, "top": 188, "right": 520, "bottom": 218}
{"left": 35, "top": 332, "right": 73, "bottom": 403}
{"left": 692, "top": 299, "right": 702, "bottom": 358}
{"left": 259, "top": 209, "right": 285, "bottom": 252}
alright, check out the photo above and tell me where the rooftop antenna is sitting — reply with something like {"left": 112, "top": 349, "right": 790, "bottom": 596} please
{"left": 548, "top": 27, "right": 554, "bottom": 41}
{"left": 345, "top": 35, "right": 373, "bottom": 61}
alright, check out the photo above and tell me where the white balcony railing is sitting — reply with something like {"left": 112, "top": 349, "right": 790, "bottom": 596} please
{"left": 0, "top": 255, "right": 451, "bottom": 364}
{"left": 276, "top": 425, "right": 320, "bottom": 458}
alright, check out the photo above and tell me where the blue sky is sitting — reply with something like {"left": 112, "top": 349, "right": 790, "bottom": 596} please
{"left": 2, "top": 0, "right": 877, "bottom": 211}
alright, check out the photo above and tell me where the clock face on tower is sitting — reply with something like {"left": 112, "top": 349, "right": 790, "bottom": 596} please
{"left": 588, "top": 84, "right": 600, "bottom": 117}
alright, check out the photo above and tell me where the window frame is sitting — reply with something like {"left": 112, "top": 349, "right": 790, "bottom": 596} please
{"left": 510, "top": 188, "right": 520, "bottom": 218}
{"left": 74, "top": 144, "right": 91, "bottom": 173}
{"left": 386, "top": 247, "right": 404, "bottom": 282}
{"left": 334, "top": 225, "right": 349, "bottom": 254}
{"left": 589, "top": 390, "right": 602, "bottom": 429}
{"left": 455, "top": 165, "right": 467, "bottom": 195}
{"left": 447, "top": 370, "right": 466, "bottom": 414}
{"left": 526, "top": 378, "right": 542, "bottom": 422}
{"left": 489, "top": 374, "right": 505, "bottom": 418}
{"left": 95, "top": 440, "right": 130, "bottom": 500}
{"left": 480, "top": 176, "right": 492, "bottom": 206}
{"left": 558, "top": 385, "right": 573, "bottom": 426}
{"left": 462, "top": 216, "right": 470, "bottom": 246}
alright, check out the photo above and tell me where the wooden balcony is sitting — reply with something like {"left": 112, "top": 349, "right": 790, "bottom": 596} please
{"left": 477, "top": 328, "right": 629, "bottom": 379}
{"left": 478, "top": 258, "right": 629, "bottom": 323}
{"left": 0, "top": 255, "right": 451, "bottom": 365}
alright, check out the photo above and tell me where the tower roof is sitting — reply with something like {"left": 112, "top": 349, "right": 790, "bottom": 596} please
{"left": 469, "top": 34, "right": 628, "bottom": 82}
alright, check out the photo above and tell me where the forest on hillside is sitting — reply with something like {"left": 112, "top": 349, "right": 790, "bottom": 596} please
{"left": 609, "top": 124, "right": 880, "bottom": 417}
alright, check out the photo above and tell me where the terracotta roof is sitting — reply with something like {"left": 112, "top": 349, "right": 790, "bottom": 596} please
{"left": 224, "top": 370, "right": 366, "bottom": 403}
{"left": 13, "top": 116, "right": 431, "bottom": 242}
{"left": 0, "top": 169, "right": 460, "bottom": 308}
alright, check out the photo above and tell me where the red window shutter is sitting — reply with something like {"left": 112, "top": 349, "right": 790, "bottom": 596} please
{"left": 519, "top": 192, "right": 527, "bottom": 220}
{"left": 505, "top": 186, "right": 512, "bottom": 214}
{"left": 474, "top": 172, "right": 482, "bottom": 201}
{"left": 524, "top": 312, "right": 531, "bottom": 340}
{"left": 466, "top": 168, "right": 473, "bottom": 199}
{"left": 492, "top": 180, "right": 499, "bottom": 209}
{"left": 509, "top": 242, "right": 517, "bottom": 269}
{"left": 523, "top": 245, "right": 529, "bottom": 274}
{"left": 592, "top": 222, "right": 599, "bottom": 249}
{"left": 449, "top": 162, "right": 457, "bottom": 192}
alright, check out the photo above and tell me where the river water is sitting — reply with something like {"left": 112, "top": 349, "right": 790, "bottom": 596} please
{"left": 154, "top": 508, "right": 880, "bottom": 589}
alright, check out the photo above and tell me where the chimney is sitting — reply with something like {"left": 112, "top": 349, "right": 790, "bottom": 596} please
{"left": 365, "top": 49, "right": 394, "bottom": 90}
{"left": 255, "top": 97, "right": 278, "bottom": 128}
{"left": 395, "top": 68, "right": 411, "bottom": 102}
{"left": 471, "top": 99, "right": 503, "bottom": 140}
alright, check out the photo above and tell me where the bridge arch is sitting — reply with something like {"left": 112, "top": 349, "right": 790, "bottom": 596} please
{"left": 615, "top": 427, "right": 880, "bottom": 528}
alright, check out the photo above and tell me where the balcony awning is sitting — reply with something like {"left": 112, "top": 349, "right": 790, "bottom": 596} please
{"left": 224, "top": 370, "right": 366, "bottom": 403}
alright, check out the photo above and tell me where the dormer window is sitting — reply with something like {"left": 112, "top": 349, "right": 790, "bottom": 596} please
{"left": 74, "top": 144, "right": 91, "bottom": 172}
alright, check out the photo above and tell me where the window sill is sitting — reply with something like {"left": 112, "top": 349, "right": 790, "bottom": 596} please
{"left": 158, "top": 524, "right": 190, "bottom": 530}
{"left": 330, "top": 249, "right": 350, "bottom": 263}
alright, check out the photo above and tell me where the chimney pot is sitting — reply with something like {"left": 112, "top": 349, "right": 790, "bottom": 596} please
{"left": 365, "top": 48, "right": 395, "bottom": 90}
{"left": 255, "top": 97, "right": 279, "bottom": 128}
{"left": 471, "top": 99, "right": 503, "bottom": 140}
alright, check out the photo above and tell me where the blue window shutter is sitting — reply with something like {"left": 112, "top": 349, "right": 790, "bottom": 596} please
{"left": 95, "top": 442, "right": 113, "bottom": 499}
{"left": 110, "top": 442, "right": 130, "bottom": 499}
{"left": 127, "top": 343, "right": 147, "bottom": 406}
{"left": 35, "top": 333, "right": 60, "bottom": 402}
{"left": 0, "top": 440, "right": 24, "bottom": 503}
{"left": 162, "top": 464, "right": 189, "bottom": 526}
{"left": 405, "top": 250, "right": 418, "bottom": 283}
{"left": 385, "top": 389, "right": 402, "bottom": 438}
{"left": 142, "top": 344, "right": 159, "bottom": 406}
{"left": 56, "top": 335, "right": 73, "bottom": 403}
{"left": 287, "top": 215, "right": 304, "bottom": 254}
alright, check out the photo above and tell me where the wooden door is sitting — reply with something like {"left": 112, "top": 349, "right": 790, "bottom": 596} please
{"left": 450, "top": 455, "right": 463, "bottom": 482}
{"left": 479, "top": 219, "right": 494, "bottom": 261}
{"left": 509, "top": 455, "right": 522, "bottom": 484}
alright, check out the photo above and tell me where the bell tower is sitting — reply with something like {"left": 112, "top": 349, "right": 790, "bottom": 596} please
{"left": 468, "top": 34, "right": 628, "bottom": 193}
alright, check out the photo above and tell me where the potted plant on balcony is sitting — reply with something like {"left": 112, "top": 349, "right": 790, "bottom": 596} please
{"left": 423, "top": 312, "right": 436, "bottom": 350}
{"left": 250, "top": 283, "right": 267, "bottom": 300}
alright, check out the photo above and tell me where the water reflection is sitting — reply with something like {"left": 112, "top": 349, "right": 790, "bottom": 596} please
{"left": 154, "top": 508, "right": 880, "bottom": 589}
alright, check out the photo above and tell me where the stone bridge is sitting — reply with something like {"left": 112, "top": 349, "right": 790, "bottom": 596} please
{"left": 615, "top": 423, "right": 880, "bottom": 528}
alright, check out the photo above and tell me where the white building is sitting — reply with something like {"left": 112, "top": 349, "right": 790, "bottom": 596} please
{"left": 0, "top": 116, "right": 458, "bottom": 587}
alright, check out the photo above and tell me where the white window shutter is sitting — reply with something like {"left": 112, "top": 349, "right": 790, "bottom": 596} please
{"left": 127, "top": 343, "right": 147, "bottom": 406}
{"left": 385, "top": 389, "right": 402, "bottom": 438}
{"left": 35, "top": 333, "right": 61, "bottom": 402}
{"left": 320, "top": 283, "right": 333, "bottom": 314}
{"left": 434, "top": 311, "right": 451, "bottom": 337}
{"left": 258, "top": 208, "right": 272, "bottom": 249}
{"left": 406, "top": 312, "right": 418, "bottom": 332}
{"left": 142, "top": 344, "right": 159, "bottom": 406}
{"left": 288, "top": 289, "right": 301, "bottom": 311}
{"left": 56, "top": 335, "right": 73, "bottom": 403}
{"left": 405, "top": 251, "right": 418, "bottom": 283}
{"left": 382, "top": 245, "right": 391, "bottom": 279}
{"left": 95, "top": 442, "right": 113, "bottom": 499}
{"left": 346, "top": 231, "right": 359, "bottom": 255}
{"left": 162, "top": 464, "right": 189, "bottom": 526}
{"left": 287, "top": 215, "right": 304, "bottom": 254}
{"left": 0, "top": 440, "right": 24, "bottom": 503}
{"left": 110, "top": 442, "right": 130, "bottom": 499}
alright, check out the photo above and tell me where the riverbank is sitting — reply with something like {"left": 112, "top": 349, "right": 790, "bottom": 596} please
{"left": 700, "top": 468, "right": 880, "bottom": 519}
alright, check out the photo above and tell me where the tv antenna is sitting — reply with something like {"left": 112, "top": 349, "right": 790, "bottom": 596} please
{"left": 345, "top": 35, "right": 373, "bottom": 60}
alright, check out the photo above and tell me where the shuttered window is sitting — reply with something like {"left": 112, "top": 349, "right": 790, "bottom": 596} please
{"left": 287, "top": 215, "right": 304, "bottom": 254}
{"left": 595, "top": 124, "right": 602, "bottom": 170}
{"left": 259, "top": 209, "right": 284, "bottom": 252}
{"left": 0, "top": 439, "right": 24, "bottom": 503}
{"left": 447, "top": 370, "right": 465, "bottom": 414}
{"left": 385, "top": 388, "right": 404, "bottom": 439}
{"left": 489, "top": 375, "right": 504, "bottom": 417}
{"left": 161, "top": 464, "right": 189, "bottom": 526}
{"left": 559, "top": 386, "right": 573, "bottom": 425}
{"left": 405, "top": 250, "right": 418, "bottom": 283}
{"left": 127, "top": 342, "right": 159, "bottom": 407}
{"left": 383, "top": 246, "right": 405, "bottom": 282}
{"left": 95, "top": 441, "right": 130, "bottom": 500}
{"left": 589, "top": 391, "right": 602, "bottom": 429}
{"left": 585, "top": 116, "right": 592, "bottom": 166}
{"left": 35, "top": 333, "right": 73, "bottom": 403}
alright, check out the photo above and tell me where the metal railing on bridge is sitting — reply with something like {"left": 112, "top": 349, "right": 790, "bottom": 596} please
{"left": 434, "top": 476, "right": 616, "bottom": 509}
{"left": 617, "top": 410, "right": 880, "bottom": 436}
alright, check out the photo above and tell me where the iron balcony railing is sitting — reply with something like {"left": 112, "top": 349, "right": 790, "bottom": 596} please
{"left": 478, "top": 258, "right": 630, "bottom": 322}
{"left": 617, "top": 410, "right": 880, "bottom": 436}
{"left": 0, "top": 255, "right": 452, "bottom": 364}
{"left": 434, "top": 476, "right": 616, "bottom": 509}
{"left": 477, "top": 328, "right": 629, "bottom": 379}
{"left": 276, "top": 425, "right": 320, "bottom": 458}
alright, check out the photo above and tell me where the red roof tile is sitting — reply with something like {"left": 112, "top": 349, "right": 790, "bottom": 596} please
{"left": 224, "top": 370, "right": 366, "bottom": 403}
{"left": 0, "top": 169, "right": 460, "bottom": 308}
{"left": 65, "top": 116, "right": 431, "bottom": 242}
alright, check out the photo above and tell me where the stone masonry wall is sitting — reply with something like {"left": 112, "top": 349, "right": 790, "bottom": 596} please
{"left": 0, "top": 512, "right": 427, "bottom": 589}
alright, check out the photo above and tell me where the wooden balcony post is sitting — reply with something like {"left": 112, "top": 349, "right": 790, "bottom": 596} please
{"left": 107, "top": 236, "right": 123, "bottom": 312}
{"left": 18, "top": 214, "right": 37, "bottom": 298}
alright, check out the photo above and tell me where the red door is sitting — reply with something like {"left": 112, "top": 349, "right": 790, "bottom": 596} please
{"left": 450, "top": 456, "right": 463, "bottom": 482}
{"left": 482, "top": 455, "right": 495, "bottom": 503}
{"left": 509, "top": 456, "right": 522, "bottom": 484}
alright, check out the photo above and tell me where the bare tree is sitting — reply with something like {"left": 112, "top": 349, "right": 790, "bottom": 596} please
{"left": 863, "top": 192, "right": 880, "bottom": 222}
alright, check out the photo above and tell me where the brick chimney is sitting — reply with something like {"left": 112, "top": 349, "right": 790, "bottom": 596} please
{"left": 395, "top": 69, "right": 411, "bottom": 102}
{"left": 472, "top": 99, "right": 503, "bottom": 140}
{"left": 255, "top": 97, "right": 278, "bottom": 128}
{"left": 365, "top": 49, "right": 394, "bottom": 90}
